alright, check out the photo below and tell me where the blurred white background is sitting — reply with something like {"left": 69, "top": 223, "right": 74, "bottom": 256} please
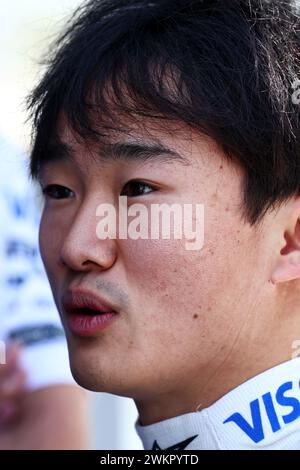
{"left": 0, "top": 0, "right": 79, "bottom": 147}
{"left": 0, "top": 0, "right": 142, "bottom": 450}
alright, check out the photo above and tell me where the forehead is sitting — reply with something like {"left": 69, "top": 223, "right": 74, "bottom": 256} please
{"left": 50, "top": 114, "right": 225, "bottom": 170}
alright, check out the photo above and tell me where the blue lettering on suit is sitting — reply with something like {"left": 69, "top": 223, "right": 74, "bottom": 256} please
{"left": 223, "top": 380, "right": 300, "bottom": 443}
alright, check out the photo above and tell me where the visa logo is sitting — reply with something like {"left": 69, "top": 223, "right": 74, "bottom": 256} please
{"left": 223, "top": 380, "right": 300, "bottom": 443}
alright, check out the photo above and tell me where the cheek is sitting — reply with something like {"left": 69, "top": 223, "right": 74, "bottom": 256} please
{"left": 118, "top": 238, "right": 234, "bottom": 373}
{"left": 39, "top": 210, "right": 63, "bottom": 285}
{"left": 120, "top": 225, "right": 258, "bottom": 347}
{"left": 121, "top": 237, "right": 220, "bottom": 325}
{"left": 39, "top": 212, "right": 51, "bottom": 265}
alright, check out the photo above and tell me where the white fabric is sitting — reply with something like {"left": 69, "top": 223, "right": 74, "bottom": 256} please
{"left": 136, "top": 358, "right": 300, "bottom": 450}
{"left": 0, "top": 137, "right": 74, "bottom": 390}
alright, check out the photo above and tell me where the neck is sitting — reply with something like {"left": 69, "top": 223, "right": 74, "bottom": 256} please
{"left": 136, "top": 357, "right": 300, "bottom": 450}
{"left": 136, "top": 308, "right": 300, "bottom": 426}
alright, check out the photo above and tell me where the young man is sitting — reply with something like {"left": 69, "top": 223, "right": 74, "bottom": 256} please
{"left": 27, "top": 0, "right": 300, "bottom": 449}
{"left": 0, "top": 137, "right": 89, "bottom": 449}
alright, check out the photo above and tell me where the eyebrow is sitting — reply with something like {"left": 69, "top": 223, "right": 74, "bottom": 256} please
{"left": 41, "top": 137, "right": 190, "bottom": 170}
{"left": 99, "top": 142, "right": 190, "bottom": 166}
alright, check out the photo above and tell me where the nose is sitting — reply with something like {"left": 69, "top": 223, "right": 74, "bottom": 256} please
{"left": 59, "top": 201, "right": 117, "bottom": 272}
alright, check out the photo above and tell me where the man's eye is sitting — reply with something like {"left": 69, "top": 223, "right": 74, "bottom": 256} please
{"left": 121, "top": 181, "right": 156, "bottom": 197}
{"left": 42, "top": 184, "right": 75, "bottom": 200}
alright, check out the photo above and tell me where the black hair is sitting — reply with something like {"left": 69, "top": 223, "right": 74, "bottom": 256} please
{"left": 27, "top": 0, "right": 300, "bottom": 223}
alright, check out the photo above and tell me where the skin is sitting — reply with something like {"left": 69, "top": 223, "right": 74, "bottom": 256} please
{"left": 38, "top": 117, "right": 300, "bottom": 426}
{"left": 0, "top": 385, "right": 89, "bottom": 450}
{"left": 0, "top": 344, "right": 26, "bottom": 425}
{"left": 0, "top": 344, "right": 89, "bottom": 449}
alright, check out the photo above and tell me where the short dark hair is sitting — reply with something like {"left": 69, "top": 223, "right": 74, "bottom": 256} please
{"left": 27, "top": 0, "right": 300, "bottom": 224}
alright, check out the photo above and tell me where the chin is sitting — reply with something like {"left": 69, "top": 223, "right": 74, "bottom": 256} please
{"left": 70, "top": 363, "right": 104, "bottom": 392}
{"left": 66, "top": 342, "right": 108, "bottom": 392}
{"left": 65, "top": 338, "right": 130, "bottom": 395}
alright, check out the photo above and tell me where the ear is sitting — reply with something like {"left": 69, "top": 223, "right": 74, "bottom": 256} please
{"left": 271, "top": 199, "right": 300, "bottom": 284}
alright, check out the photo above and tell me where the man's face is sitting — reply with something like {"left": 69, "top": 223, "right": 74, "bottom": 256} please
{"left": 38, "top": 119, "right": 273, "bottom": 401}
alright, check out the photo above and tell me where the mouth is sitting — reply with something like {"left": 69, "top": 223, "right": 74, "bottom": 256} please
{"left": 61, "top": 290, "right": 119, "bottom": 337}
